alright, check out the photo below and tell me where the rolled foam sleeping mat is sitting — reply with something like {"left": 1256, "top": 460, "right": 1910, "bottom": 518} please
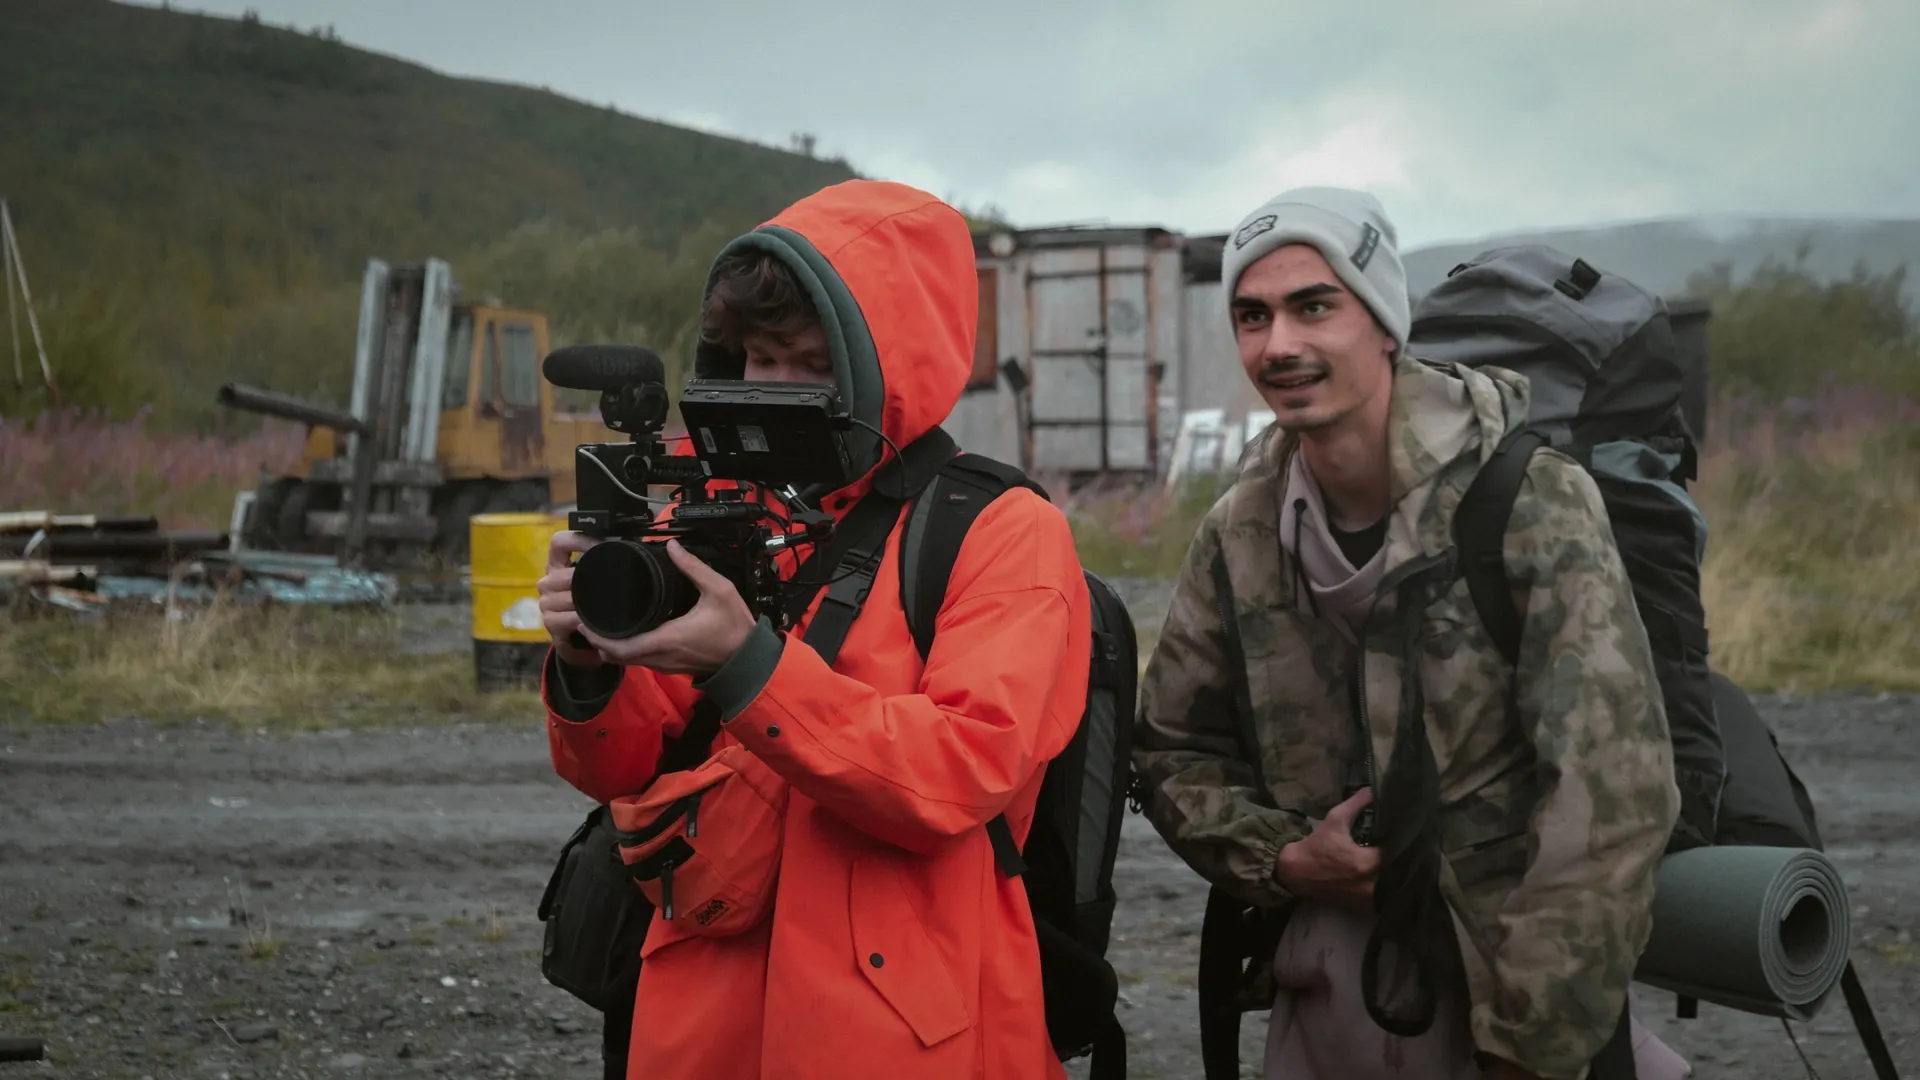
{"left": 0, "top": 1036, "right": 46, "bottom": 1062}
{"left": 1634, "top": 845, "right": 1852, "bottom": 1020}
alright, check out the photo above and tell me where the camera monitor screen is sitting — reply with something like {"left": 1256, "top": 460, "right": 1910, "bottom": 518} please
{"left": 677, "top": 380, "right": 854, "bottom": 488}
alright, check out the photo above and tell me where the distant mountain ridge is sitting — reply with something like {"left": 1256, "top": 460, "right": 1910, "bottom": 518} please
{"left": 0, "top": 0, "right": 857, "bottom": 422}
{"left": 0, "top": 0, "right": 857, "bottom": 277}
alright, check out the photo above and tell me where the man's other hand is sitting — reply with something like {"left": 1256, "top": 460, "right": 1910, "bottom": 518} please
{"left": 1274, "top": 787, "right": 1381, "bottom": 910}
{"left": 579, "top": 540, "right": 758, "bottom": 677}
{"left": 538, "top": 530, "right": 603, "bottom": 669}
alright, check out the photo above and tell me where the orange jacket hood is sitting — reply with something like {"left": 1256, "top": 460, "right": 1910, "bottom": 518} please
{"left": 692, "top": 180, "right": 978, "bottom": 485}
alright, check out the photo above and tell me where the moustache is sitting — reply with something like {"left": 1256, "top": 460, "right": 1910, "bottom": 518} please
{"left": 1258, "top": 361, "right": 1328, "bottom": 383}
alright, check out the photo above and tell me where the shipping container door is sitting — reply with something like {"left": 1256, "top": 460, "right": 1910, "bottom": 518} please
{"left": 1027, "top": 244, "right": 1155, "bottom": 473}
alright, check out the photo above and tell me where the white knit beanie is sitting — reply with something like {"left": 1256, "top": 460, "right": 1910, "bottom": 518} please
{"left": 1220, "top": 186, "right": 1410, "bottom": 352}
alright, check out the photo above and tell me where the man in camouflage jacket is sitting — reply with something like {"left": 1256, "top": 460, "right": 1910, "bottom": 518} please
{"left": 1133, "top": 188, "right": 1685, "bottom": 1080}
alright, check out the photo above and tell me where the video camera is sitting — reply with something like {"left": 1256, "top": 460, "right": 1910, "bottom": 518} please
{"left": 541, "top": 345, "right": 860, "bottom": 640}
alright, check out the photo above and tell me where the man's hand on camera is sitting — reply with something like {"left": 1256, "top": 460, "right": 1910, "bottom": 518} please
{"left": 577, "top": 540, "right": 758, "bottom": 678}
{"left": 538, "top": 530, "right": 603, "bottom": 669}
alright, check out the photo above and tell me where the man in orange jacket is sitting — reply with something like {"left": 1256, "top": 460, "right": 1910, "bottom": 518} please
{"left": 534, "top": 179, "right": 1094, "bottom": 1080}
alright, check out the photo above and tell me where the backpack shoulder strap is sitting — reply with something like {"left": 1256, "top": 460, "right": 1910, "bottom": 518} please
{"left": 780, "top": 427, "right": 959, "bottom": 669}
{"left": 896, "top": 450, "right": 1049, "bottom": 880}
{"left": 1453, "top": 427, "right": 1549, "bottom": 667}
{"left": 898, "top": 452, "right": 1049, "bottom": 661}
{"left": 796, "top": 496, "right": 908, "bottom": 670}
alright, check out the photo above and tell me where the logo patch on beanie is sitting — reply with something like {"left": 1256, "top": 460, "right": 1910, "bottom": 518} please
{"left": 1351, "top": 224, "right": 1381, "bottom": 270}
{"left": 1233, "top": 215, "right": 1277, "bottom": 250}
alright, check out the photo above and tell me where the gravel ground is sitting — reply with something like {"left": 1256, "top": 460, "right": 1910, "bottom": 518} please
{"left": 1, "top": 601, "right": 1915, "bottom": 1079}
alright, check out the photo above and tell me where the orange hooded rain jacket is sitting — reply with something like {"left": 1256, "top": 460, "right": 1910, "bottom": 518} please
{"left": 541, "top": 179, "right": 1093, "bottom": 1080}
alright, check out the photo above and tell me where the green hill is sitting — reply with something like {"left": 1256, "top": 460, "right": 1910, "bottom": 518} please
{"left": 0, "top": 0, "right": 858, "bottom": 426}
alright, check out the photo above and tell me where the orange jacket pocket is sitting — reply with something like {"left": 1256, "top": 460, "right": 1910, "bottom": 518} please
{"left": 850, "top": 856, "right": 974, "bottom": 1048}
{"left": 610, "top": 745, "right": 788, "bottom": 938}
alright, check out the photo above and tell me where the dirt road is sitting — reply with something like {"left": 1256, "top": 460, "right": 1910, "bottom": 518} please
{"left": 3, "top": 690, "right": 1915, "bottom": 1079}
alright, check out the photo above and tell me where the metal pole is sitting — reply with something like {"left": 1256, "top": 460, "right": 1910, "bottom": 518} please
{"left": 1096, "top": 244, "right": 1110, "bottom": 474}
{"left": 215, "top": 382, "right": 370, "bottom": 435}
{"left": 1, "top": 200, "right": 57, "bottom": 404}
{"left": 3, "top": 199, "right": 19, "bottom": 388}
{"left": 342, "top": 437, "right": 379, "bottom": 568}
{"left": 1022, "top": 258, "right": 1037, "bottom": 474}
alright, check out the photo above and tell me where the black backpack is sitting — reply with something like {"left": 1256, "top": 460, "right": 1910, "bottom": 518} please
{"left": 896, "top": 450, "right": 1138, "bottom": 1080}
{"left": 536, "top": 431, "right": 1137, "bottom": 1080}
{"left": 1413, "top": 244, "right": 1723, "bottom": 855}
{"left": 1452, "top": 517, "right": 1899, "bottom": 1080}
{"left": 1421, "top": 247, "right": 1898, "bottom": 1080}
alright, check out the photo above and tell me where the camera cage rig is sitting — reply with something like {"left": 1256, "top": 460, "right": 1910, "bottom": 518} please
{"left": 540, "top": 344, "right": 856, "bottom": 637}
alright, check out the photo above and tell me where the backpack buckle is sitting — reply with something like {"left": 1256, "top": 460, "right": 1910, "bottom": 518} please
{"left": 1554, "top": 258, "right": 1602, "bottom": 300}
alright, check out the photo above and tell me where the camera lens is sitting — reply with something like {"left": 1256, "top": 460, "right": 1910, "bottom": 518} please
{"left": 571, "top": 539, "right": 698, "bottom": 639}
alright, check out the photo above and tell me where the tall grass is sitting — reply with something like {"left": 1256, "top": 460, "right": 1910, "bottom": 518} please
{"left": 0, "top": 597, "right": 536, "bottom": 728}
{"left": 1056, "top": 471, "right": 1229, "bottom": 581}
{"left": 1064, "top": 385, "right": 1920, "bottom": 694}
{"left": 1695, "top": 384, "right": 1920, "bottom": 692}
{"left": 0, "top": 406, "right": 546, "bottom": 728}
{"left": 0, "top": 407, "right": 305, "bottom": 528}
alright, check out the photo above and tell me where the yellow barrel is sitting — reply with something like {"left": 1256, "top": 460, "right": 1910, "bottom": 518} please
{"left": 469, "top": 512, "right": 566, "bottom": 691}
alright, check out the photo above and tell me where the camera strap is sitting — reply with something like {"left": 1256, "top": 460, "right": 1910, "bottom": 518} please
{"left": 779, "top": 427, "right": 959, "bottom": 668}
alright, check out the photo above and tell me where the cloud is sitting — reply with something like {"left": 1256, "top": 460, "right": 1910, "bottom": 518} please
{"left": 149, "top": 0, "right": 1920, "bottom": 245}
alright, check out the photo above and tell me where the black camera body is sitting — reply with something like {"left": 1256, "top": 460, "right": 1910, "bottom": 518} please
{"left": 543, "top": 345, "right": 849, "bottom": 640}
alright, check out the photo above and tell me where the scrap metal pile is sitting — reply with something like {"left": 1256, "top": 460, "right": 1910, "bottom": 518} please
{"left": 0, "top": 510, "right": 394, "bottom": 611}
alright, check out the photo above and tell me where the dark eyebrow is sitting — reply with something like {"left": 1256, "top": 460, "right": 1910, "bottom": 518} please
{"left": 1282, "top": 283, "right": 1343, "bottom": 305}
{"left": 1230, "top": 283, "right": 1343, "bottom": 311}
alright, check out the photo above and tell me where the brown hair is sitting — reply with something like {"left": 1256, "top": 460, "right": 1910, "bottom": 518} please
{"left": 699, "top": 249, "right": 820, "bottom": 351}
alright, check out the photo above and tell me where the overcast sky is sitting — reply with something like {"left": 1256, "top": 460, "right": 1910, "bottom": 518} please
{"left": 142, "top": 0, "right": 1917, "bottom": 248}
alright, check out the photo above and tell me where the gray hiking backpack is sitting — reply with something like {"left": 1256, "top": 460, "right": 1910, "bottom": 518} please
{"left": 1409, "top": 245, "right": 1723, "bottom": 852}
{"left": 1410, "top": 246, "right": 1898, "bottom": 1080}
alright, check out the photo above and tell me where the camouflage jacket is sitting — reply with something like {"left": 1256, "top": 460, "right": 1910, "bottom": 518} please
{"left": 1133, "top": 357, "right": 1681, "bottom": 1079}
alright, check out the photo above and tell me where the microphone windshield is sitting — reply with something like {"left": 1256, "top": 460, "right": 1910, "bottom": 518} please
{"left": 541, "top": 345, "right": 665, "bottom": 392}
